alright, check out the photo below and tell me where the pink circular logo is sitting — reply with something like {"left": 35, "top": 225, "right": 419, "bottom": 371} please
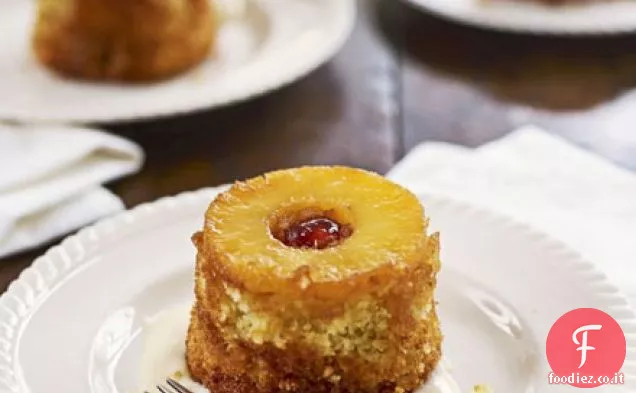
{"left": 546, "top": 308, "right": 626, "bottom": 388}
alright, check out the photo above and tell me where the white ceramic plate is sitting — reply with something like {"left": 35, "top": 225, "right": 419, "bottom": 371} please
{"left": 403, "top": 0, "right": 636, "bottom": 35}
{"left": 1, "top": 187, "right": 635, "bottom": 393}
{"left": 0, "top": 0, "right": 355, "bottom": 124}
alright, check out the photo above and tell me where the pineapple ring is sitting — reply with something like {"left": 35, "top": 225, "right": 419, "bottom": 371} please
{"left": 202, "top": 166, "right": 431, "bottom": 293}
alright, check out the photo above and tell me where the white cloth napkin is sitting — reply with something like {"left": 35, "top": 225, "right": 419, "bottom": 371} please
{"left": 387, "top": 125, "right": 636, "bottom": 304}
{"left": 0, "top": 125, "right": 143, "bottom": 258}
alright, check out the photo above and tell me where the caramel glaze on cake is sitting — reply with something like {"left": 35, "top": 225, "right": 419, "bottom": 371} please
{"left": 186, "top": 167, "right": 443, "bottom": 393}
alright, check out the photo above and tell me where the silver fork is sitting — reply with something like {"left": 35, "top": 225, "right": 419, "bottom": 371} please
{"left": 146, "top": 378, "right": 194, "bottom": 393}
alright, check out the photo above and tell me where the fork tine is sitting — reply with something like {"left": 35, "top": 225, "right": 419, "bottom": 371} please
{"left": 157, "top": 385, "right": 172, "bottom": 393}
{"left": 166, "top": 378, "right": 194, "bottom": 393}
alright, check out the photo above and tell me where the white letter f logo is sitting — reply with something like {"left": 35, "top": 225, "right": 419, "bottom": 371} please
{"left": 573, "top": 324, "right": 602, "bottom": 368}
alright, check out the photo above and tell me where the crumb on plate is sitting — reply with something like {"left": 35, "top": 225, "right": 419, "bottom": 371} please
{"left": 473, "top": 384, "right": 493, "bottom": 393}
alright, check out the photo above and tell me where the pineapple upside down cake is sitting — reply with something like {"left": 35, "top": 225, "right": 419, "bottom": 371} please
{"left": 32, "top": 0, "right": 215, "bottom": 82}
{"left": 186, "top": 166, "right": 442, "bottom": 393}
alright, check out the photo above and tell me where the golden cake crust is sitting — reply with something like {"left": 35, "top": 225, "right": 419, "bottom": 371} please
{"left": 187, "top": 302, "right": 442, "bottom": 393}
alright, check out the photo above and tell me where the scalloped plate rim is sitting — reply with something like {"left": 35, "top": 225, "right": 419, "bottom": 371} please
{"left": 0, "top": 186, "right": 634, "bottom": 392}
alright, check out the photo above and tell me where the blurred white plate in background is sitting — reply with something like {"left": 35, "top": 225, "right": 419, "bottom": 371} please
{"left": 403, "top": 0, "right": 636, "bottom": 34}
{"left": 0, "top": 0, "right": 355, "bottom": 124}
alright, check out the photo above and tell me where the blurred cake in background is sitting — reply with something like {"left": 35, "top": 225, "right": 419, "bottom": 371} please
{"left": 32, "top": 0, "right": 216, "bottom": 83}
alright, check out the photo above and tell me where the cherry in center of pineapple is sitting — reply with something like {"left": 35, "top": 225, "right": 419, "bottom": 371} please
{"left": 283, "top": 217, "right": 351, "bottom": 249}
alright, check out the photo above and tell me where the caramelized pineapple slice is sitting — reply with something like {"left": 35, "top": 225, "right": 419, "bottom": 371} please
{"left": 200, "top": 166, "right": 434, "bottom": 296}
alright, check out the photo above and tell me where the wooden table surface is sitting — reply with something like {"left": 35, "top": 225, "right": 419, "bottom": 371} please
{"left": 2, "top": 0, "right": 636, "bottom": 291}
